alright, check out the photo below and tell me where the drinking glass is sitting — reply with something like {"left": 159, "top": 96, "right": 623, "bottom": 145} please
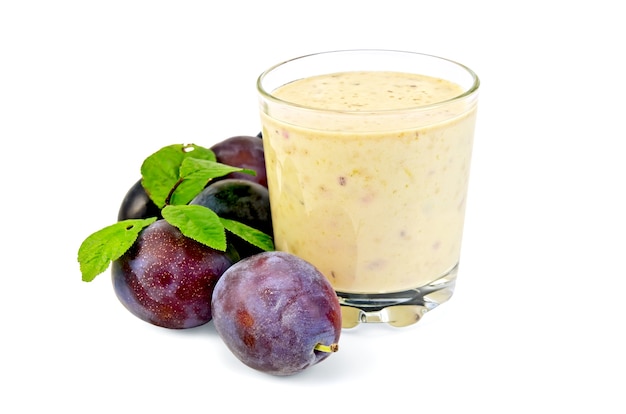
{"left": 257, "top": 50, "right": 479, "bottom": 328}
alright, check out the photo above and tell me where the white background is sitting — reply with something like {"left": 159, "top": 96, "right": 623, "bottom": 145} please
{"left": 2, "top": 1, "right": 624, "bottom": 412}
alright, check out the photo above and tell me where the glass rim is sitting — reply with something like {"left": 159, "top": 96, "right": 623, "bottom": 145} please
{"left": 256, "top": 49, "right": 480, "bottom": 115}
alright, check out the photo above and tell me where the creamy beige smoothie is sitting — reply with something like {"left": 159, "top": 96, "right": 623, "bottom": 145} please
{"left": 260, "top": 70, "right": 477, "bottom": 295}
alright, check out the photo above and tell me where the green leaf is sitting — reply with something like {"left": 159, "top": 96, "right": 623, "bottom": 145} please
{"left": 161, "top": 204, "right": 227, "bottom": 251}
{"left": 180, "top": 157, "right": 255, "bottom": 181}
{"left": 169, "top": 157, "right": 256, "bottom": 206}
{"left": 78, "top": 217, "right": 157, "bottom": 282}
{"left": 140, "top": 144, "right": 216, "bottom": 208}
{"left": 220, "top": 217, "right": 275, "bottom": 252}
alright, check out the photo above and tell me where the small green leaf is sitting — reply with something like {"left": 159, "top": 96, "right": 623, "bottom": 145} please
{"left": 169, "top": 158, "right": 256, "bottom": 206}
{"left": 179, "top": 157, "right": 255, "bottom": 181}
{"left": 78, "top": 217, "right": 157, "bottom": 282}
{"left": 220, "top": 217, "right": 275, "bottom": 252}
{"left": 140, "top": 144, "right": 216, "bottom": 208}
{"left": 162, "top": 204, "right": 227, "bottom": 251}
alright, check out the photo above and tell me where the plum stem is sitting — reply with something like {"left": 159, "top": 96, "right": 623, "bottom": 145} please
{"left": 314, "top": 343, "right": 339, "bottom": 353}
{"left": 164, "top": 177, "right": 185, "bottom": 206}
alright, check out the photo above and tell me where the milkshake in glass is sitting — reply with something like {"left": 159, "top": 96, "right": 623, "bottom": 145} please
{"left": 257, "top": 50, "right": 479, "bottom": 328}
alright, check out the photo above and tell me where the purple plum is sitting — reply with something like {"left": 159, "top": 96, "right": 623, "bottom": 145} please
{"left": 210, "top": 135, "right": 267, "bottom": 187}
{"left": 211, "top": 251, "right": 342, "bottom": 376}
{"left": 111, "top": 219, "right": 234, "bottom": 329}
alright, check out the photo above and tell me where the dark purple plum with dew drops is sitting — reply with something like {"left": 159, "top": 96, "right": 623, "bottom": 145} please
{"left": 210, "top": 135, "right": 267, "bottom": 187}
{"left": 211, "top": 251, "right": 342, "bottom": 376}
{"left": 111, "top": 219, "right": 235, "bottom": 329}
{"left": 190, "top": 178, "right": 272, "bottom": 259}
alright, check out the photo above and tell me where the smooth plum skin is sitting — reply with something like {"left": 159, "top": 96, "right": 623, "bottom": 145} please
{"left": 210, "top": 135, "right": 267, "bottom": 187}
{"left": 190, "top": 178, "right": 272, "bottom": 258}
{"left": 211, "top": 251, "right": 342, "bottom": 376}
{"left": 112, "top": 220, "right": 234, "bottom": 329}
{"left": 190, "top": 178, "right": 272, "bottom": 234}
{"left": 117, "top": 178, "right": 161, "bottom": 221}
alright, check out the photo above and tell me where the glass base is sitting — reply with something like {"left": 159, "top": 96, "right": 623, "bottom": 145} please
{"left": 337, "top": 264, "right": 457, "bottom": 328}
